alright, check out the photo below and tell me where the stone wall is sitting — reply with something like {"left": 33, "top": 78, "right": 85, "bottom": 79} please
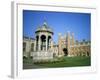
{"left": 32, "top": 51, "right": 53, "bottom": 62}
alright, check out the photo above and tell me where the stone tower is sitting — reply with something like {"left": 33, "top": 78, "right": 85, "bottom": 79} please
{"left": 71, "top": 33, "right": 75, "bottom": 46}
{"left": 58, "top": 33, "right": 62, "bottom": 57}
{"left": 67, "top": 31, "right": 71, "bottom": 56}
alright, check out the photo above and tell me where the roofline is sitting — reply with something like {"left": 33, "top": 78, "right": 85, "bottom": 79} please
{"left": 35, "top": 30, "right": 54, "bottom": 35}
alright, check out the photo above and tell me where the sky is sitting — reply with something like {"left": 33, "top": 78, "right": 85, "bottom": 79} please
{"left": 23, "top": 10, "right": 91, "bottom": 43}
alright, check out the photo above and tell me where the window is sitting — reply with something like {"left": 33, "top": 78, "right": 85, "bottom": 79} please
{"left": 23, "top": 42, "right": 26, "bottom": 52}
{"left": 31, "top": 43, "right": 34, "bottom": 51}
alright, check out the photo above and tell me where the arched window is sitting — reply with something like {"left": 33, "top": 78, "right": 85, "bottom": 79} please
{"left": 87, "top": 52, "right": 89, "bottom": 56}
{"left": 23, "top": 42, "right": 26, "bottom": 52}
{"left": 41, "top": 35, "right": 46, "bottom": 50}
{"left": 31, "top": 43, "right": 34, "bottom": 51}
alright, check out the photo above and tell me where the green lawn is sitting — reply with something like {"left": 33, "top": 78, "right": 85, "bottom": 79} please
{"left": 35, "top": 56, "right": 91, "bottom": 67}
{"left": 23, "top": 56, "right": 91, "bottom": 69}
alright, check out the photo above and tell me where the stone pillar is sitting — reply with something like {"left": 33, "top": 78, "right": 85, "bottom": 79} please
{"left": 51, "top": 38, "right": 53, "bottom": 50}
{"left": 38, "top": 35, "right": 41, "bottom": 51}
{"left": 36, "top": 37, "right": 37, "bottom": 51}
{"left": 48, "top": 38, "right": 51, "bottom": 50}
{"left": 46, "top": 35, "right": 48, "bottom": 51}
{"left": 34, "top": 40, "right": 36, "bottom": 51}
{"left": 36, "top": 36, "right": 38, "bottom": 51}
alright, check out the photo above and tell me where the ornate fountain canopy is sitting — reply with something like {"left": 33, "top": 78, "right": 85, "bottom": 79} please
{"left": 35, "top": 21, "right": 53, "bottom": 34}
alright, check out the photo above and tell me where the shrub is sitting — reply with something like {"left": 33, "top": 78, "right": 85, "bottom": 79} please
{"left": 23, "top": 56, "right": 27, "bottom": 59}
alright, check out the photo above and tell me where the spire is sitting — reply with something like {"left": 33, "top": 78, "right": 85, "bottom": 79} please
{"left": 43, "top": 21, "right": 47, "bottom": 26}
{"left": 71, "top": 32, "right": 75, "bottom": 45}
{"left": 43, "top": 18, "right": 48, "bottom": 28}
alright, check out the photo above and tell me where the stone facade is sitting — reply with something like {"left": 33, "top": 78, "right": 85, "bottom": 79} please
{"left": 23, "top": 37, "right": 35, "bottom": 57}
{"left": 23, "top": 21, "right": 91, "bottom": 61}
{"left": 58, "top": 32, "right": 91, "bottom": 57}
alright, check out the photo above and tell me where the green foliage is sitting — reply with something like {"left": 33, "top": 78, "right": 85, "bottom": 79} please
{"left": 23, "top": 57, "right": 33, "bottom": 64}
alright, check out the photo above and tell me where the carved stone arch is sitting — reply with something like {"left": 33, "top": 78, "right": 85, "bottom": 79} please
{"left": 63, "top": 48, "right": 68, "bottom": 56}
{"left": 87, "top": 51, "right": 89, "bottom": 56}
{"left": 41, "top": 35, "right": 46, "bottom": 51}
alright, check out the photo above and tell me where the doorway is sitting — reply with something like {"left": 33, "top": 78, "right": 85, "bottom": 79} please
{"left": 63, "top": 48, "right": 68, "bottom": 56}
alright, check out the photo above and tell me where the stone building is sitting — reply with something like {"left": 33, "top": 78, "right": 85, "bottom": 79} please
{"left": 23, "top": 21, "right": 91, "bottom": 61}
{"left": 58, "top": 32, "right": 91, "bottom": 57}
{"left": 23, "top": 36, "right": 35, "bottom": 57}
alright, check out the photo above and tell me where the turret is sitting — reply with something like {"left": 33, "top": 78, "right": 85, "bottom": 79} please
{"left": 67, "top": 31, "right": 71, "bottom": 56}
{"left": 71, "top": 33, "right": 75, "bottom": 45}
{"left": 58, "top": 33, "right": 62, "bottom": 56}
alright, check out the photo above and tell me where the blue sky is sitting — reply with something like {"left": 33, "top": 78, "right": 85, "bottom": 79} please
{"left": 23, "top": 10, "right": 91, "bottom": 43}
